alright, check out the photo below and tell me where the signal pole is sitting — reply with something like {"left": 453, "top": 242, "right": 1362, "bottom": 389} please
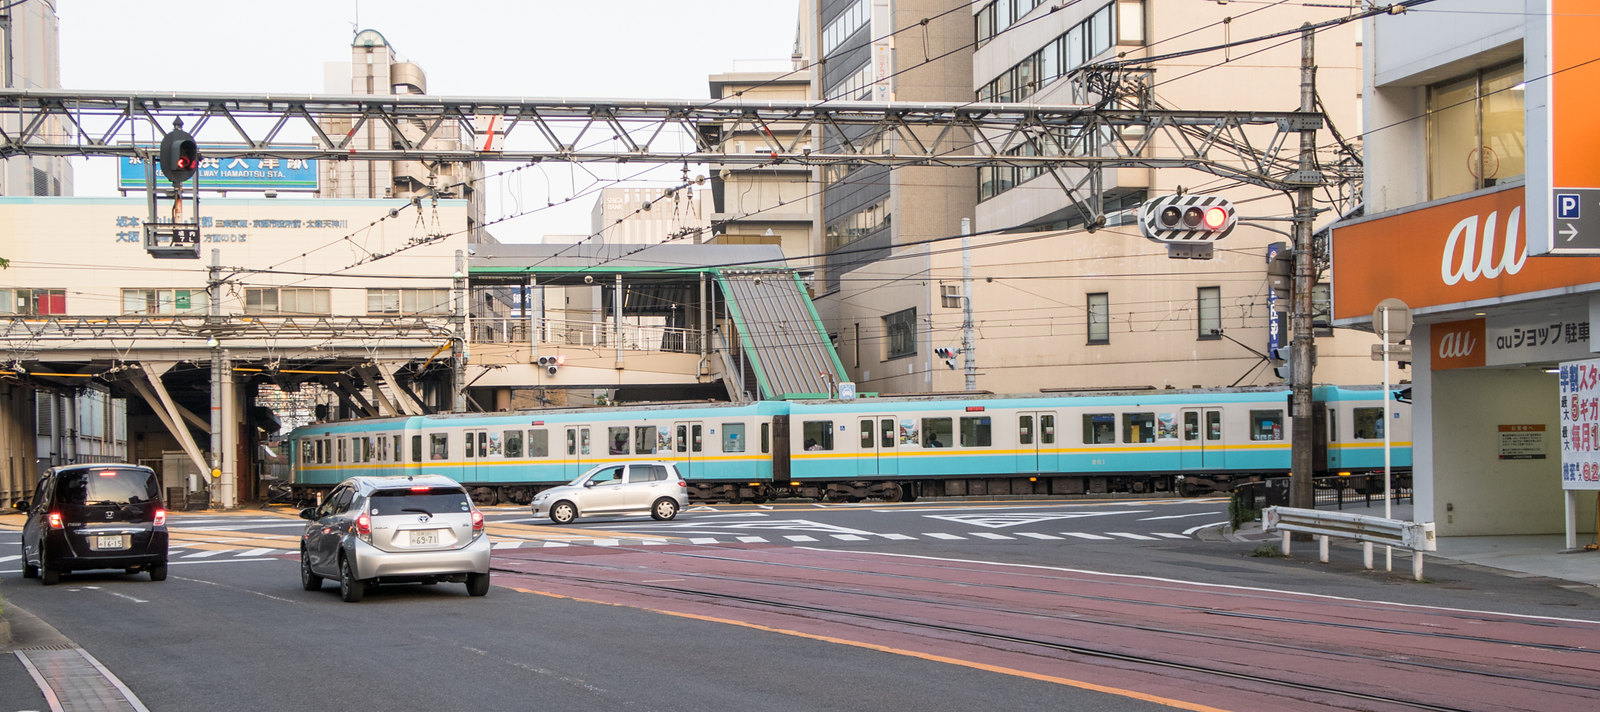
{"left": 961, "top": 218, "right": 975, "bottom": 391}
{"left": 1289, "top": 25, "right": 1319, "bottom": 510}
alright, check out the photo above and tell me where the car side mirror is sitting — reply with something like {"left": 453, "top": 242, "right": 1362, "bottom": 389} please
{"left": 299, "top": 507, "right": 318, "bottom": 521}
{"left": 583, "top": 480, "right": 595, "bottom": 488}
{"left": 12, "top": 499, "right": 28, "bottom": 511}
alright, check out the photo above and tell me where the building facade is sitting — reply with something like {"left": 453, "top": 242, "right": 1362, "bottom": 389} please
{"left": 1332, "top": 0, "right": 1600, "bottom": 542}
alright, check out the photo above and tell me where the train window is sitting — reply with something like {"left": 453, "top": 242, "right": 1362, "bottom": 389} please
{"left": 1353, "top": 407, "right": 1385, "bottom": 439}
{"left": 692, "top": 424, "right": 704, "bottom": 452}
{"left": 761, "top": 422, "right": 770, "bottom": 453}
{"left": 803, "top": 421, "right": 834, "bottom": 451}
{"left": 1183, "top": 412, "right": 1199, "bottom": 441}
{"left": 530, "top": 429, "right": 549, "bottom": 457}
{"left": 486, "top": 432, "right": 500, "bottom": 456}
{"left": 429, "top": 433, "right": 449, "bottom": 460}
{"left": 301, "top": 441, "right": 314, "bottom": 465}
{"left": 1328, "top": 410, "right": 1339, "bottom": 442}
{"left": 609, "top": 427, "right": 630, "bottom": 455}
{"left": 392, "top": 435, "right": 401, "bottom": 461}
{"left": 960, "top": 416, "right": 992, "bottom": 447}
{"left": 1019, "top": 415, "right": 1033, "bottom": 445}
{"left": 1207, "top": 411, "right": 1222, "bottom": 441}
{"left": 721, "top": 423, "right": 745, "bottom": 453}
{"left": 411, "top": 435, "right": 422, "bottom": 463}
{"left": 923, "top": 417, "right": 953, "bottom": 447}
{"left": 504, "top": 430, "right": 524, "bottom": 458}
{"left": 1251, "top": 410, "right": 1284, "bottom": 441}
{"left": 567, "top": 429, "right": 577, "bottom": 456}
{"left": 880, "top": 419, "right": 896, "bottom": 448}
{"left": 1083, "top": 413, "right": 1115, "bottom": 444}
{"left": 636, "top": 426, "right": 658, "bottom": 455}
{"left": 1041, "top": 414, "right": 1055, "bottom": 444}
{"left": 1123, "top": 413, "right": 1156, "bottom": 443}
{"left": 337, "top": 438, "right": 347, "bottom": 463}
{"left": 377, "top": 436, "right": 388, "bottom": 462}
{"left": 859, "top": 420, "right": 873, "bottom": 448}
{"left": 582, "top": 428, "right": 592, "bottom": 455}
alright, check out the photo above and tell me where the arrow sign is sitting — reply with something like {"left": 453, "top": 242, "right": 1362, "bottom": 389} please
{"left": 1561, "top": 223, "right": 1581, "bottom": 242}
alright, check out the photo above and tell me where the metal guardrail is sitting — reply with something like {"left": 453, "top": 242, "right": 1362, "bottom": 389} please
{"left": 1264, "top": 505, "right": 1437, "bottom": 580}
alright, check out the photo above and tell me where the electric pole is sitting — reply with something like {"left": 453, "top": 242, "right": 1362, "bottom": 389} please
{"left": 1290, "top": 25, "right": 1319, "bottom": 510}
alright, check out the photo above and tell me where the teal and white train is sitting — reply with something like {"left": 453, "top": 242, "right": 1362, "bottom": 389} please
{"left": 287, "top": 385, "right": 1411, "bottom": 505}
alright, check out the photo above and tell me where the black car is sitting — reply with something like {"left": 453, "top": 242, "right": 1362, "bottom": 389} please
{"left": 12, "top": 464, "right": 170, "bottom": 585}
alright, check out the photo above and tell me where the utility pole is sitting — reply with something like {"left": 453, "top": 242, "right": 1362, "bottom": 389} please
{"left": 452, "top": 249, "right": 467, "bottom": 413}
{"left": 961, "top": 217, "right": 975, "bottom": 391}
{"left": 1290, "top": 25, "right": 1319, "bottom": 510}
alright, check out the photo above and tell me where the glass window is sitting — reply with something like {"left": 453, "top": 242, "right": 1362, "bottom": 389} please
{"left": 1123, "top": 412, "right": 1156, "bottom": 443}
{"left": 1183, "top": 412, "right": 1199, "bottom": 441}
{"left": 859, "top": 419, "right": 874, "bottom": 449}
{"left": 529, "top": 429, "right": 549, "bottom": 457}
{"left": 803, "top": 421, "right": 834, "bottom": 451}
{"left": 5, "top": 288, "right": 66, "bottom": 315}
{"left": 721, "top": 423, "right": 745, "bottom": 453}
{"left": 1019, "top": 415, "right": 1033, "bottom": 446}
{"left": 1084, "top": 413, "right": 1115, "bottom": 444}
{"left": 1040, "top": 414, "right": 1055, "bottom": 444}
{"left": 429, "top": 433, "right": 449, "bottom": 460}
{"left": 368, "top": 487, "right": 471, "bottom": 515}
{"left": 761, "top": 422, "right": 770, "bottom": 453}
{"left": 1353, "top": 407, "right": 1386, "bottom": 440}
{"left": 923, "top": 417, "right": 953, "bottom": 448}
{"left": 1206, "top": 411, "right": 1222, "bottom": 441}
{"left": 504, "top": 430, "right": 523, "bottom": 458}
{"left": 1198, "top": 286, "right": 1221, "bottom": 339}
{"left": 635, "top": 425, "right": 658, "bottom": 455}
{"left": 56, "top": 467, "right": 159, "bottom": 505}
{"left": 1428, "top": 62, "right": 1523, "bottom": 200}
{"left": 1251, "top": 410, "right": 1284, "bottom": 441}
{"left": 884, "top": 308, "right": 917, "bottom": 359}
{"left": 337, "top": 438, "right": 347, "bottom": 463}
{"left": 608, "top": 427, "right": 630, "bottom": 455}
{"left": 960, "top": 416, "right": 992, "bottom": 447}
{"left": 122, "top": 288, "right": 208, "bottom": 315}
{"left": 410, "top": 435, "right": 421, "bottom": 463}
{"left": 1087, "top": 292, "right": 1109, "bottom": 344}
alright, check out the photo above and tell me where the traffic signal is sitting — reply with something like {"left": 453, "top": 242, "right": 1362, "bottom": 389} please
{"left": 1266, "top": 242, "right": 1292, "bottom": 302}
{"left": 1270, "top": 346, "right": 1291, "bottom": 381}
{"left": 537, "top": 354, "right": 565, "bottom": 375}
{"left": 159, "top": 128, "right": 201, "bottom": 185}
{"left": 933, "top": 347, "right": 957, "bottom": 369}
{"left": 1138, "top": 194, "right": 1238, "bottom": 242}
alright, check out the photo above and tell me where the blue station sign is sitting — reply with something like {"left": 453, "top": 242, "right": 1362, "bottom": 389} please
{"left": 120, "top": 155, "right": 319, "bottom": 192}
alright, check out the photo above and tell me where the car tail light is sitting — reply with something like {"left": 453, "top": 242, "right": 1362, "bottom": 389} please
{"left": 356, "top": 512, "right": 372, "bottom": 542}
{"left": 410, "top": 486, "right": 430, "bottom": 492}
{"left": 153, "top": 508, "right": 167, "bottom": 526}
{"left": 48, "top": 511, "right": 63, "bottom": 529}
{"left": 678, "top": 481, "right": 688, "bottom": 488}
{"left": 471, "top": 509, "right": 484, "bottom": 535}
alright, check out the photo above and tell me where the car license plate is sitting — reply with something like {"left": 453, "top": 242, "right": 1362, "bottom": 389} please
{"left": 95, "top": 534, "right": 126, "bottom": 550}
{"left": 410, "top": 530, "right": 439, "bottom": 547}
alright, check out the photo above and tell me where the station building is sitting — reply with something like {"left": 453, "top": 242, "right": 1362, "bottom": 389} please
{"left": 1332, "top": 1, "right": 1600, "bottom": 543}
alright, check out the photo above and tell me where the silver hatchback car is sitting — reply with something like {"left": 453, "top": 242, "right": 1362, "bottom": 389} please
{"left": 531, "top": 461, "right": 689, "bottom": 524}
{"left": 299, "top": 474, "right": 492, "bottom": 602}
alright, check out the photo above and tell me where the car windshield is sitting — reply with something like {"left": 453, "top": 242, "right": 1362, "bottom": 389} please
{"left": 56, "top": 469, "right": 159, "bottom": 506}
{"left": 368, "top": 487, "right": 471, "bottom": 516}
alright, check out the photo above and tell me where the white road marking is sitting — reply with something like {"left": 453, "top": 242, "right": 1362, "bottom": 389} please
{"left": 924, "top": 533, "right": 964, "bottom": 540}
{"left": 971, "top": 532, "right": 1014, "bottom": 540}
{"left": 1017, "top": 532, "right": 1062, "bottom": 540}
{"left": 1106, "top": 532, "right": 1158, "bottom": 541}
{"left": 1061, "top": 532, "right": 1113, "bottom": 541}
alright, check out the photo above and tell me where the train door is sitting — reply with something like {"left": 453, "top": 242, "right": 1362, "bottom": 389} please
{"left": 464, "top": 429, "right": 489, "bottom": 481}
{"left": 563, "top": 426, "right": 591, "bottom": 480}
{"left": 1180, "top": 408, "right": 1225, "bottom": 469}
{"left": 1016, "top": 412, "right": 1059, "bottom": 473}
{"left": 856, "top": 416, "right": 899, "bottom": 475}
{"left": 673, "top": 421, "right": 705, "bottom": 478}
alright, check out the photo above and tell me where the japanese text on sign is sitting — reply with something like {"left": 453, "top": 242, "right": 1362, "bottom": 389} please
{"left": 1558, "top": 359, "right": 1600, "bottom": 489}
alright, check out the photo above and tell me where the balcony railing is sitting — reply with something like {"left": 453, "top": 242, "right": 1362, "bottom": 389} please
{"left": 471, "top": 317, "right": 701, "bottom": 354}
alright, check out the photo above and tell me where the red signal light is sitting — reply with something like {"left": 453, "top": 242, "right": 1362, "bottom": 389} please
{"left": 1203, "top": 206, "right": 1228, "bottom": 230}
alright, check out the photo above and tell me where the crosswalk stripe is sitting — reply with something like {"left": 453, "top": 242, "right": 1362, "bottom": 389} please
{"left": 639, "top": 539, "right": 669, "bottom": 546}
{"left": 1153, "top": 532, "right": 1189, "bottom": 539}
{"left": 879, "top": 533, "right": 915, "bottom": 540}
{"left": 1061, "top": 532, "right": 1113, "bottom": 540}
{"left": 492, "top": 541, "right": 523, "bottom": 550}
{"left": 593, "top": 539, "right": 620, "bottom": 546}
{"left": 784, "top": 535, "right": 818, "bottom": 542}
{"left": 1106, "top": 532, "right": 1158, "bottom": 541}
{"left": 1017, "top": 532, "right": 1062, "bottom": 540}
{"left": 736, "top": 536, "right": 768, "bottom": 543}
{"left": 237, "top": 548, "right": 274, "bottom": 557}
{"left": 182, "top": 550, "right": 225, "bottom": 559}
{"left": 689, "top": 537, "right": 720, "bottom": 545}
{"left": 972, "top": 532, "right": 1013, "bottom": 540}
{"left": 0, "top": 554, "right": 18, "bottom": 563}
{"left": 831, "top": 534, "right": 868, "bottom": 541}
{"left": 924, "top": 533, "right": 964, "bottom": 540}
{"left": 541, "top": 541, "right": 571, "bottom": 548}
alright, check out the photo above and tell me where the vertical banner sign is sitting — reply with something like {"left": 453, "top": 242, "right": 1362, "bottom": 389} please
{"left": 1266, "top": 241, "right": 1283, "bottom": 355}
{"left": 1558, "top": 358, "right": 1600, "bottom": 489}
{"left": 1527, "top": 0, "right": 1600, "bottom": 254}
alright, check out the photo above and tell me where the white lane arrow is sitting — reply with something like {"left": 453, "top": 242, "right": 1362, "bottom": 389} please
{"left": 1561, "top": 223, "right": 1581, "bottom": 242}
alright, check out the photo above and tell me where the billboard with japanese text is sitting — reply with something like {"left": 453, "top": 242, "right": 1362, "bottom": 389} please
{"left": 119, "top": 155, "right": 318, "bottom": 192}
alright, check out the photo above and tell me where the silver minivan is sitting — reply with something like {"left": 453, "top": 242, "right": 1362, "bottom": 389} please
{"left": 531, "top": 461, "right": 688, "bottom": 524}
{"left": 299, "top": 474, "right": 491, "bottom": 602}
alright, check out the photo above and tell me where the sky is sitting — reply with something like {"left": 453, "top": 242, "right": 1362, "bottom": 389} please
{"left": 55, "top": 0, "right": 803, "bottom": 242}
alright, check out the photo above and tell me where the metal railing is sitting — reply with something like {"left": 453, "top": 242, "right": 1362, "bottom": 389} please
{"left": 1265, "top": 505, "right": 1437, "bottom": 580}
{"left": 471, "top": 317, "right": 701, "bottom": 354}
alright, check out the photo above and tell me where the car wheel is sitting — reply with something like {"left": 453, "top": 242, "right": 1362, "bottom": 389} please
{"left": 21, "top": 543, "right": 37, "bottom": 579}
{"left": 466, "top": 571, "right": 490, "bottom": 597}
{"left": 550, "top": 501, "right": 577, "bottom": 525}
{"left": 300, "top": 549, "right": 323, "bottom": 591}
{"left": 41, "top": 565, "right": 60, "bottom": 586}
{"left": 149, "top": 563, "right": 168, "bottom": 582}
{"left": 339, "top": 556, "right": 365, "bottom": 603}
{"left": 651, "top": 498, "right": 679, "bottom": 521}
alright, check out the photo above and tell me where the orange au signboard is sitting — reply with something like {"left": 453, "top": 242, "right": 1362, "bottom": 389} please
{"left": 1330, "top": 186, "right": 1600, "bottom": 321}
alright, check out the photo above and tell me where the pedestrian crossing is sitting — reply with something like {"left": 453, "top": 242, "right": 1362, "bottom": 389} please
{"left": 485, "top": 530, "right": 1194, "bottom": 549}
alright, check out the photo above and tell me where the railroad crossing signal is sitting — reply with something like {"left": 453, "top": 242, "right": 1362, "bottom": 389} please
{"left": 1139, "top": 194, "right": 1238, "bottom": 259}
{"left": 159, "top": 127, "right": 200, "bottom": 185}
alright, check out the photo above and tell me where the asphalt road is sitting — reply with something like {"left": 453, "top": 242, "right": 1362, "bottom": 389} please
{"left": 3, "top": 497, "right": 1598, "bottom": 711}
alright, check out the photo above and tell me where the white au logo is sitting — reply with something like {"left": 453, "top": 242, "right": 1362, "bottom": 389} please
{"left": 1441, "top": 207, "right": 1526, "bottom": 286}
{"left": 1437, "top": 330, "right": 1477, "bottom": 359}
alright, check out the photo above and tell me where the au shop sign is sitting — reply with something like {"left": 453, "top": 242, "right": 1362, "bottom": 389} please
{"left": 1431, "top": 309, "right": 1592, "bottom": 370}
{"left": 1330, "top": 186, "right": 1600, "bottom": 322}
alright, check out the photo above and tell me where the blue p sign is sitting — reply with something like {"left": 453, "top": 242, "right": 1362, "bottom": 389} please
{"left": 1558, "top": 193, "right": 1581, "bottom": 220}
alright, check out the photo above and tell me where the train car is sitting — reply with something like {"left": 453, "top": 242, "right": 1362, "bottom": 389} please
{"left": 287, "top": 386, "right": 1412, "bottom": 505}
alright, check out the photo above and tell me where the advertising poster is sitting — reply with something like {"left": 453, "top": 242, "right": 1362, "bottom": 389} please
{"left": 1558, "top": 358, "right": 1600, "bottom": 489}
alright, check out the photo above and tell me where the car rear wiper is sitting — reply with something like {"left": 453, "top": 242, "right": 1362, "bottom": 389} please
{"left": 401, "top": 507, "right": 435, "bottom": 516}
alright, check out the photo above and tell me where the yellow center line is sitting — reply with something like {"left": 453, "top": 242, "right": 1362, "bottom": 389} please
{"left": 506, "top": 586, "right": 1230, "bottom": 712}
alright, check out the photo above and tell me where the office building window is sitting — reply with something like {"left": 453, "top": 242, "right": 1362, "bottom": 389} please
{"left": 122, "top": 288, "right": 209, "bottom": 315}
{"left": 245, "top": 287, "right": 331, "bottom": 315}
{"left": 1197, "top": 286, "right": 1221, "bottom": 339}
{"left": 1087, "top": 292, "right": 1109, "bottom": 344}
{"left": 1428, "top": 61, "right": 1523, "bottom": 200}
{"left": 884, "top": 307, "right": 916, "bottom": 360}
{"left": 0, "top": 288, "right": 66, "bottom": 315}
{"left": 368, "top": 288, "right": 450, "bottom": 315}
